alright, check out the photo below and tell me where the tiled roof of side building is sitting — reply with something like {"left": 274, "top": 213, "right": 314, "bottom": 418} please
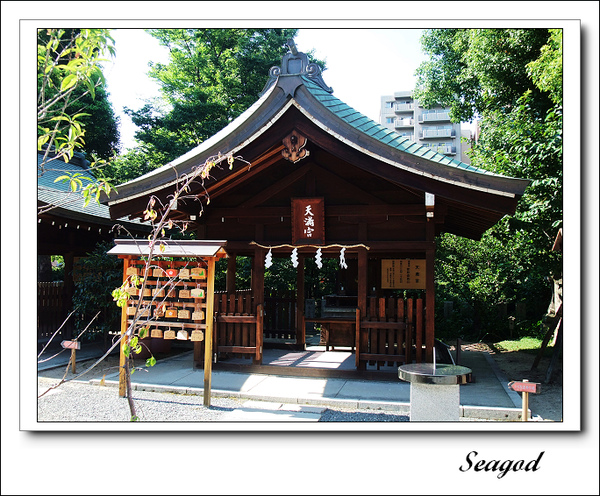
{"left": 301, "top": 75, "right": 498, "bottom": 177}
{"left": 38, "top": 152, "right": 149, "bottom": 228}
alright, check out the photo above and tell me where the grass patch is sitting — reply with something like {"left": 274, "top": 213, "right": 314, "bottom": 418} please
{"left": 492, "top": 336, "right": 548, "bottom": 354}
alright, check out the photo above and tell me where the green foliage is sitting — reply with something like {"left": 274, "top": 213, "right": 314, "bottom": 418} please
{"left": 72, "top": 241, "right": 123, "bottom": 341}
{"left": 415, "top": 29, "right": 551, "bottom": 121}
{"left": 415, "top": 29, "right": 562, "bottom": 340}
{"left": 434, "top": 232, "right": 552, "bottom": 340}
{"left": 38, "top": 28, "right": 119, "bottom": 211}
{"left": 72, "top": 82, "right": 121, "bottom": 160}
{"left": 123, "top": 29, "right": 323, "bottom": 167}
{"left": 50, "top": 255, "right": 65, "bottom": 281}
{"left": 38, "top": 28, "right": 116, "bottom": 162}
{"left": 527, "top": 29, "right": 563, "bottom": 106}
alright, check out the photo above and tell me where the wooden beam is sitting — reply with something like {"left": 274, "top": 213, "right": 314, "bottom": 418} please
{"left": 311, "top": 161, "right": 387, "bottom": 204}
{"left": 239, "top": 162, "right": 314, "bottom": 208}
{"left": 207, "top": 204, "right": 429, "bottom": 219}
{"left": 204, "top": 145, "right": 285, "bottom": 202}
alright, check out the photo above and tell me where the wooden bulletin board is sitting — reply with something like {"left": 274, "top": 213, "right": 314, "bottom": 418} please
{"left": 381, "top": 259, "right": 426, "bottom": 290}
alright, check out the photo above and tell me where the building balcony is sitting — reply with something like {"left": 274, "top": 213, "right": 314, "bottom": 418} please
{"left": 419, "top": 128, "right": 456, "bottom": 139}
{"left": 394, "top": 102, "right": 414, "bottom": 113}
{"left": 394, "top": 118, "right": 414, "bottom": 128}
{"left": 436, "top": 145, "right": 457, "bottom": 155}
{"left": 418, "top": 111, "right": 451, "bottom": 123}
{"left": 424, "top": 144, "right": 456, "bottom": 155}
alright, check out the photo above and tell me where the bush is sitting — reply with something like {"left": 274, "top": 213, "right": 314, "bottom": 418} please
{"left": 72, "top": 241, "right": 123, "bottom": 343}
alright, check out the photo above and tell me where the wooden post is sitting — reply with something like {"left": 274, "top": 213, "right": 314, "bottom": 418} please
{"left": 297, "top": 254, "right": 306, "bottom": 349}
{"left": 425, "top": 214, "right": 436, "bottom": 363}
{"left": 118, "top": 256, "right": 131, "bottom": 397}
{"left": 357, "top": 248, "right": 368, "bottom": 370}
{"left": 63, "top": 251, "right": 75, "bottom": 339}
{"left": 255, "top": 303, "right": 263, "bottom": 364}
{"left": 203, "top": 257, "right": 216, "bottom": 407}
{"left": 71, "top": 347, "right": 76, "bottom": 374}
{"left": 226, "top": 253, "right": 237, "bottom": 293}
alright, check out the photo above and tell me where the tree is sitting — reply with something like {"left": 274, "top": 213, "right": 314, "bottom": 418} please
{"left": 414, "top": 29, "right": 562, "bottom": 338}
{"left": 123, "top": 29, "right": 320, "bottom": 165}
{"left": 38, "top": 28, "right": 117, "bottom": 211}
{"left": 71, "top": 82, "right": 121, "bottom": 160}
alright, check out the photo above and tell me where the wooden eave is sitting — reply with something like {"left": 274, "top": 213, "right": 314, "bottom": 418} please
{"left": 105, "top": 73, "right": 529, "bottom": 240}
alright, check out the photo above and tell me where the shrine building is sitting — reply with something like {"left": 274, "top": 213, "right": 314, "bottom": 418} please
{"left": 103, "top": 42, "right": 529, "bottom": 372}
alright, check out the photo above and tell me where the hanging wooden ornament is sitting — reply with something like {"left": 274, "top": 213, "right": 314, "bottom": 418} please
{"left": 152, "top": 281, "right": 165, "bottom": 297}
{"left": 179, "top": 268, "right": 190, "bottom": 279}
{"left": 177, "top": 326, "right": 189, "bottom": 340}
{"left": 152, "top": 267, "right": 163, "bottom": 278}
{"left": 151, "top": 327, "right": 163, "bottom": 338}
{"left": 191, "top": 326, "right": 204, "bottom": 342}
{"left": 154, "top": 304, "right": 165, "bottom": 318}
{"left": 126, "top": 266, "right": 138, "bottom": 276}
{"left": 165, "top": 306, "right": 178, "bottom": 319}
{"left": 191, "top": 267, "right": 206, "bottom": 279}
{"left": 191, "top": 285, "right": 205, "bottom": 299}
{"left": 166, "top": 268, "right": 178, "bottom": 278}
{"left": 179, "top": 283, "right": 190, "bottom": 299}
{"left": 192, "top": 304, "right": 204, "bottom": 321}
{"left": 178, "top": 305, "right": 191, "bottom": 320}
{"left": 164, "top": 327, "right": 176, "bottom": 340}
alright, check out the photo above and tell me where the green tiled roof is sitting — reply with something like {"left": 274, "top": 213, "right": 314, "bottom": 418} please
{"left": 38, "top": 152, "right": 149, "bottom": 228}
{"left": 301, "top": 75, "right": 496, "bottom": 176}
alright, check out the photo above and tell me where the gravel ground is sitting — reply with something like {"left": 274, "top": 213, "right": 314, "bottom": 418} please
{"left": 37, "top": 377, "right": 409, "bottom": 423}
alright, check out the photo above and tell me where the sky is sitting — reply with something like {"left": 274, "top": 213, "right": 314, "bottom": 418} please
{"left": 103, "top": 28, "right": 428, "bottom": 151}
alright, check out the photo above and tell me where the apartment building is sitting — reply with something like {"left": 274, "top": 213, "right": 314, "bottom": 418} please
{"left": 380, "top": 91, "right": 471, "bottom": 164}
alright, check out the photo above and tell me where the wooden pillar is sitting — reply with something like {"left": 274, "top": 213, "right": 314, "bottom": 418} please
{"left": 297, "top": 254, "right": 306, "bottom": 349}
{"left": 118, "top": 256, "right": 131, "bottom": 397}
{"left": 62, "top": 251, "right": 75, "bottom": 339}
{"left": 425, "top": 217, "right": 436, "bottom": 363}
{"left": 203, "top": 256, "right": 216, "bottom": 407}
{"left": 226, "top": 253, "right": 237, "bottom": 293}
{"left": 252, "top": 248, "right": 265, "bottom": 310}
{"left": 252, "top": 247, "right": 265, "bottom": 364}
{"left": 357, "top": 248, "right": 368, "bottom": 370}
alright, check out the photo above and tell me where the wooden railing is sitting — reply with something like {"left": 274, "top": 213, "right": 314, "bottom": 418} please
{"left": 264, "top": 289, "right": 296, "bottom": 340}
{"left": 355, "top": 297, "right": 426, "bottom": 368}
{"left": 214, "top": 291, "right": 262, "bottom": 364}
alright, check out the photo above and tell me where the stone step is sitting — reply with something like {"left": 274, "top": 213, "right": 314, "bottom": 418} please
{"left": 222, "top": 400, "right": 325, "bottom": 422}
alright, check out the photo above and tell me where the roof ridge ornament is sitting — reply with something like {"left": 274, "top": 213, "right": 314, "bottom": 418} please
{"left": 259, "top": 39, "right": 333, "bottom": 97}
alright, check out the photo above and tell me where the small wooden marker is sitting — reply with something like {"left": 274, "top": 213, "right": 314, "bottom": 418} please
{"left": 508, "top": 379, "right": 541, "bottom": 421}
{"left": 61, "top": 340, "right": 80, "bottom": 373}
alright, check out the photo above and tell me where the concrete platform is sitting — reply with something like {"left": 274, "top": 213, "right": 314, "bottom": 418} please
{"left": 39, "top": 342, "right": 526, "bottom": 421}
